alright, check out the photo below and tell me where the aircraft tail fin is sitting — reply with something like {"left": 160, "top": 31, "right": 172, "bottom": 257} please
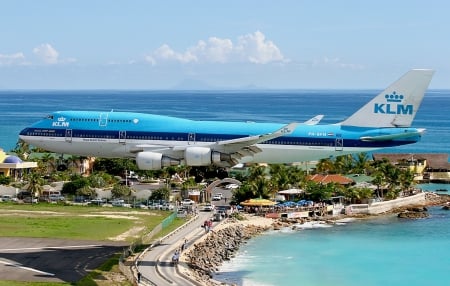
{"left": 340, "top": 69, "right": 434, "bottom": 128}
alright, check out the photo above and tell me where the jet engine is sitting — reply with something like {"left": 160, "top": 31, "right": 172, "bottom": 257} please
{"left": 136, "top": 152, "right": 180, "bottom": 170}
{"left": 185, "top": 146, "right": 232, "bottom": 166}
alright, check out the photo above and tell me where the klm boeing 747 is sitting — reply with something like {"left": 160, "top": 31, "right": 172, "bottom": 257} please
{"left": 19, "top": 69, "right": 434, "bottom": 177}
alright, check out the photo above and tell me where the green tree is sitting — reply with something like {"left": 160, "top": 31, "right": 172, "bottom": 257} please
{"left": 93, "top": 158, "right": 137, "bottom": 176}
{"left": 352, "top": 153, "right": 371, "bottom": 174}
{"left": 0, "top": 174, "right": 12, "bottom": 185}
{"left": 111, "top": 184, "right": 132, "bottom": 198}
{"left": 76, "top": 186, "right": 96, "bottom": 198}
{"left": 305, "top": 181, "right": 334, "bottom": 202}
{"left": 26, "top": 172, "right": 44, "bottom": 198}
{"left": 150, "top": 187, "right": 171, "bottom": 201}
{"left": 62, "top": 177, "right": 90, "bottom": 195}
{"left": 269, "top": 164, "right": 290, "bottom": 194}
{"left": 11, "top": 139, "right": 31, "bottom": 159}
{"left": 316, "top": 158, "right": 335, "bottom": 174}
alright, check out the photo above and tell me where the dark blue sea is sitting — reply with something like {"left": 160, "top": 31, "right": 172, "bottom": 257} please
{"left": 0, "top": 90, "right": 449, "bottom": 285}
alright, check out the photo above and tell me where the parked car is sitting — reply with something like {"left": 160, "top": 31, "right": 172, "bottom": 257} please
{"left": 1, "top": 195, "right": 12, "bottom": 202}
{"left": 181, "top": 199, "right": 195, "bottom": 205}
{"left": 111, "top": 199, "right": 125, "bottom": 207}
{"left": 23, "top": 197, "right": 38, "bottom": 204}
{"left": 49, "top": 195, "right": 65, "bottom": 201}
{"left": 90, "top": 198, "right": 106, "bottom": 205}
{"left": 162, "top": 203, "right": 175, "bottom": 211}
{"left": 17, "top": 191, "right": 31, "bottom": 200}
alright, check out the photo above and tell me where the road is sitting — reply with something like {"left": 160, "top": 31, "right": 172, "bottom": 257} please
{"left": 137, "top": 210, "right": 216, "bottom": 285}
{"left": 0, "top": 238, "right": 126, "bottom": 283}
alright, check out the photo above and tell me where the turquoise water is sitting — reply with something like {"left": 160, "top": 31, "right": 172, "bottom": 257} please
{"left": 417, "top": 183, "right": 449, "bottom": 192}
{"left": 216, "top": 207, "right": 450, "bottom": 286}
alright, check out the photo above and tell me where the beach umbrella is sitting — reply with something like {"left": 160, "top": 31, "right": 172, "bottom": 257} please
{"left": 240, "top": 198, "right": 277, "bottom": 206}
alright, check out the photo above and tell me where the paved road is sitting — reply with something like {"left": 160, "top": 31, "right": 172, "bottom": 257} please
{"left": 0, "top": 237, "right": 126, "bottom": 283}
{"left": 137, "top": 210, "right": 216, "bottom": 285}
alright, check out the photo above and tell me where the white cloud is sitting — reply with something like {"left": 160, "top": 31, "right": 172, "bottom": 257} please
{"left": 145, "top": 31, "right": 286, "bottom": 65}
{"left": 236, "top": 31, "right": 285, "bottom": 64}
{"left": 33, "top": 43, "right": 59, "bottom": 64}
{"left": 145, "top": 44, "right": 197, "bottom": 65}
{"left": 0, "top": 52, "right": 26, "bottom": 65}
{"left": 189, "top": 37, "right": 233, "bottom": 63}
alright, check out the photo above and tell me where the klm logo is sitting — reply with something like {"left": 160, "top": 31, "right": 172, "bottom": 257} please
{"left": 52, "top": 117, "right": 70, "bottom": 127}
{"left": 374, "top": 91, "right": 413, "bottom": 115}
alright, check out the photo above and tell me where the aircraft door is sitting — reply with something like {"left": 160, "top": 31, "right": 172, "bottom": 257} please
{"left": 335, "top": 137, "right": 343, "bottom": 151}
{"left": 119, "top": 131, "right": 126, "bottom": 144}
{"left": 99, "top": 113, "right": 108, "bottom": 127}
{"left": 188, "top": 133, "right": 195, "bottom": 145}
{"left": 65, "top": 129, "right": 73, "bottom": 143}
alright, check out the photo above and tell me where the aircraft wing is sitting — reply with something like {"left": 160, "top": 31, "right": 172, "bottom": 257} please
{"left": 217, "top": 122, "right": 298, "bottom": 147}
{"left": 202, "top": 122, "right": 298, "bottom": 161}
{"left": 304, "top": 115, "right": 324, "bottom": 125}
{"left": 132, "top": 122, "right": 298, "bottom": 165}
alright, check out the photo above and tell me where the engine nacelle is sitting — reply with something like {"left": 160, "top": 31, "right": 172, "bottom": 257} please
{"left": 185, "top": 147, "right": 231, "bottom": 166}
{"left": 136, "top": 152, "right": 180, "bottom": 170}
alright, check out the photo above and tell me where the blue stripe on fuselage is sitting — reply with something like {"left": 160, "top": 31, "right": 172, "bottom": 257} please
{"left": 19, "top": 111, "right": 421, "bottom": 148}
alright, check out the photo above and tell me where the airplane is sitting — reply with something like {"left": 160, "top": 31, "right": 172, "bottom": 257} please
{"left": 19, "top": 69, "right": 434, "bottom": 180}
{"left": 304, "top": 114, "right": 324, "bottom": 125}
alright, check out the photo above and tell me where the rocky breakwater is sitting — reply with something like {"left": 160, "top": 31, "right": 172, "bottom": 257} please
{"left": 397, "top": 206, "right": 429, "bottom": 219}
{"left": 184, "top": 222, "right": 270, "bottom": 284}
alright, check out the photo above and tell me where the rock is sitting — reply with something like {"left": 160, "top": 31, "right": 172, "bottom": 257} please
{"left": 185, "top": 223, "right": 269, "bottom": 281}
{"left": 397, "top": 207, "right": 429, "bottom": 219}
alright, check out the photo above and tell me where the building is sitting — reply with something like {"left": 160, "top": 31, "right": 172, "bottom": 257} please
{"left": 0, "top": 148, "right": 37, "bottom": 181}
{"left": 372, "top": 153, "right": 450, "bottom": 182}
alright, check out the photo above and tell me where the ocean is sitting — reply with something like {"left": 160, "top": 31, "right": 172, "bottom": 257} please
{"left": 0, "top": 90, "right": 449, "bottom": 285}
{"left": 216, "top": 206, "right": 450, "bottom": 286}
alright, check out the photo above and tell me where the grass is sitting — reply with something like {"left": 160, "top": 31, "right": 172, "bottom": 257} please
{"left": 0, "top": 202, "right": 187, "bottom": 285}
{"left": 0, "top": 202, "right": 168, "bottom": 241}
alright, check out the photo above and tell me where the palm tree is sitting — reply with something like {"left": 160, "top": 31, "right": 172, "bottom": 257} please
{"left": 269, "top": 164, "right": 290, "bottom": 194}
{"left": 66, "top": 155, "right": 82, "bottom": 173}
{"left": 352, "top": 153, "right": 371, "bottom": 174}
{"left": 26, "top": 172, "right": 44, "bottom": 200}
{"left": 316, "top": 158, "right": 335, "bottom": 174}
{"left": 41, "top": 153, "right": 56, "bottom": 174}
{"left": 248, "top": 164, "right": 267, "bottom": 181}
{"left": 12, "top": 139, "right": 31, "bottom": 160}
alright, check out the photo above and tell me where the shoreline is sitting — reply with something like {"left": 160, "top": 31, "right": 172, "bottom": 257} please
{"left": 180, "top": 193, "right": 450, "bottom": 286}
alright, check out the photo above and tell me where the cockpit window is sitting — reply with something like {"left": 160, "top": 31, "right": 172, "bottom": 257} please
{"left": 46, "top": 115, "right": 54, "bottom": 119}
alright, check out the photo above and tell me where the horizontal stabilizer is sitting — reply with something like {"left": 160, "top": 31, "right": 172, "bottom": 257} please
{"left": 360, "top": 129, "right": 425, "bottom": 142}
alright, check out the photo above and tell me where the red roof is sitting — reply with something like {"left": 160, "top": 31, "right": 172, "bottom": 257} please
{"left": 308, "top": 174, "right": 354, "bottom": 185}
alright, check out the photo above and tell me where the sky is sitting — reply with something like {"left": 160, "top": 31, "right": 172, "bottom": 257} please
{"left": 0, "top": 0, "right": 449, "bottom": 89}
